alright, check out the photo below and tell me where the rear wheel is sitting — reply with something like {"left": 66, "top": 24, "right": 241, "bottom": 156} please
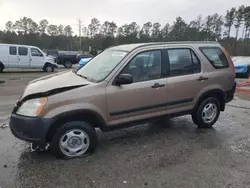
{"left": 51, "top": 121, "right": 97, "bottom": 159}
{"left": 192, "top": 97, "right": 220, "bottom": 128}
{"left": 44, "top": 64, "right": 54, "bottom": 72}
{"left": 64, "top": 61, "right": 72, "bottom": 68}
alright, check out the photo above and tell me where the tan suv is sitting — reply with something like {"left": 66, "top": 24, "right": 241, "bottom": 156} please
{"left": 10, "top": 42, "right": 236, "bottom": 158}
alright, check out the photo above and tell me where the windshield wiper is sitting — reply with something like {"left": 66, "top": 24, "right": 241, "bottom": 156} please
{"left": 75, "top": 72, "right": 88, "bottom": 79}
{"left": 75, "top": 72, "right": 97, "bottom": 82}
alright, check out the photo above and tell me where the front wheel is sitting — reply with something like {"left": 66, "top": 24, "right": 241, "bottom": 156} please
{"left": 192, "top": 97, "right": 220, "bottom": 128}
{"left": 44, "top": 64, "right": 54, "bottom": 72}
{"left": 51, "top": 121, "right": 97, "bottom": 159}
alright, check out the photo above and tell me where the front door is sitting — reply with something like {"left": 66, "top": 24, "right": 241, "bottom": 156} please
{"left": 30, "top": 48, "right": 45, "bottom": 68}
{"left": 18, "top": 46, "right": 30, "bottom": 68}
{"left": 106, "top": 49, "right": 167, "bottom": 126}
{"left": 164, "top": 47, "right": 209, "bottom": 114}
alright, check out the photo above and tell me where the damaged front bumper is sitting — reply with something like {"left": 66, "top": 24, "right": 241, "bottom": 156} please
{"left": 9, "top": 114, "right": 52, "bottom": 145}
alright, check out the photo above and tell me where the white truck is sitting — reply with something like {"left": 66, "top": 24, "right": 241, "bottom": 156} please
{"left": 0, "top": 43, "right": 58, "bottom": 73}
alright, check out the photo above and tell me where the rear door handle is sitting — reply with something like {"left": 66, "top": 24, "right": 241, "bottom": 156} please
{"left": 151, "top": 83, "right": 165, "bottom": 88}
{"left": 197, "top": 76, "right": 208, "bottom": 81}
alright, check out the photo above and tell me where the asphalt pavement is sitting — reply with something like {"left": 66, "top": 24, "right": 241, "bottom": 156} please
{"left": 1, "top": 69, "right": 250, "bottom": 188}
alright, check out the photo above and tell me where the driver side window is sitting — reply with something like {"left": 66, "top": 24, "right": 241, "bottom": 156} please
{"left": 31, "top": 48, "right": 43, "bottom": 57}
{"left": 121, "top": 50, "right": 162, "bottom": 83}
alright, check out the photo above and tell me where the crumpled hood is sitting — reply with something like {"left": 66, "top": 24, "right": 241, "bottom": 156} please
{"left": 21, "top": 71, "right": 90, "bottom": 100}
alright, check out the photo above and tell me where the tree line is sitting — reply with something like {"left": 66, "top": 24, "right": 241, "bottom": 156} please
{"left": 0, "top": 5, "right": 250, "bottom": 55}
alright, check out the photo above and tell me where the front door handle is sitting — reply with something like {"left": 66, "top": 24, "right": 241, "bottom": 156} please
{"left": 197, "top": 76, "right": 208, "bottom": 81}
{"left": 151, "top": 83, "right": 165, "bottom": 88}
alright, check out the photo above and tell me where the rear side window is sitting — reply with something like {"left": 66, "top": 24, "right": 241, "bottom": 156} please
{"left": 167, "top": 48, "right": 201, "bottom": 77}
{"left": 9, "top": 46, "right": 17, "bottom": 55}
{"left": 199, "top": 47, "right": 229, "bottom": 68}
{"left": 18, "top": 47, "right": 28, "bottom": 56}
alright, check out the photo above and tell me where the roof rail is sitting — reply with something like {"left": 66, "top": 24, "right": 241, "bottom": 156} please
{"left": 132, "top": 41, "right": 219, "bottom": 50}
{"left": 106, "top": 41, "right": 220, "bottom": 52}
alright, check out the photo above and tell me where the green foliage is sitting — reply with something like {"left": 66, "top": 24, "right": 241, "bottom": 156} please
{"left": 225, "top": 8, "right": 236, "bottom": 37}
{"left": 1, "top": 5, "right": 250, "bottom": 55}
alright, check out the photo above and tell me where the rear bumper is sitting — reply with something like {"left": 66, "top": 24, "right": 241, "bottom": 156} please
{"left": 9, "top": 114, "right": 52, "bottom": 145}
{"left": 225, "top": 81, "right": 236, "bottom": 103}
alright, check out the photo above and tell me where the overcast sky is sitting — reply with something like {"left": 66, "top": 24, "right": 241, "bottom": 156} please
{"left": 0, "top": 0, "right": 249, "bottom": 33}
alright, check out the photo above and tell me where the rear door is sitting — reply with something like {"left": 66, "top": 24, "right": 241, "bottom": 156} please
{"left": 199, "top": 46, "right": 235, "bottom": 92}
{"left": 8, "top": 46, "right": 18, "bottom": 68}
{"left": 164, "top": 47, "right": 209, "bottom": 114}
{"left": 30, "top": 48, "right": 45, "bottom": 68}
{"left": 18, "top": 46, "right": 30, "bottom": 68}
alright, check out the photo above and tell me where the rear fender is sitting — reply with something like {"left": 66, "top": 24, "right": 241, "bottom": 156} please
{"left": 194, "top": 89, "right": 226, "bottom": 112}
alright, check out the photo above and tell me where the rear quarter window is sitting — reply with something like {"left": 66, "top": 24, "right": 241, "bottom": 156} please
{"left": 199, "top": 47, "right": 229, "bottom": 69}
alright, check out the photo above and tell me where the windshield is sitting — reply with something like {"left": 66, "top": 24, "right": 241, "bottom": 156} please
{"left": 76, "top": 49, "right": 128, "bottom": 82}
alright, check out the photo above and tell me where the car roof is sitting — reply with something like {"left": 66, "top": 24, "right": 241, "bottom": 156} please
{"left": 108, "top": 41, "right": 221, "bottom": 52}
{"left": 0, "top": 43, "right": 39, "bottom": 49}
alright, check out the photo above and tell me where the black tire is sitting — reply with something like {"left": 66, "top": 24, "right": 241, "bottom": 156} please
{"left": 51, "top": 121, "right": 97, "bottom": 159}
{"left": 0, "top": 65, "right": 4, "bottom": 73}
{"left": 44, "top": 64, "right": 54, "bottom": 72}
{"left": 192, "top": 97, "right": 220, "bottom": 128}
{"left": 64, "top": 61, "right": 72, "bottom": 68}
{"left": 191, "top": 115, "right": 199, "bottom": 125}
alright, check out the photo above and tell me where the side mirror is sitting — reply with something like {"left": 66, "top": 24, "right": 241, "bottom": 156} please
{"left": 115, "top": 74, "right": 133, "bottom": 86}
{"left": 40, "top": 53, "right": 44, "bottom": 57}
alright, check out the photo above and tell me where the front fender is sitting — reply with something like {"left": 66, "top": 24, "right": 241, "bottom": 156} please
{"left": 44, "top": 62, "right": 58, "bottom": 68}
{"left": 41, "top": 103, "right": 107, "bottom": 123}
{"left": 193, "top": 84, "right": 225, "bottom": 105}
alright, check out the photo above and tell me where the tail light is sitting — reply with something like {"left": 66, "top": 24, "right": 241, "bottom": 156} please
{"left": 223, "top": 48, "right": 235, "bottom": 78}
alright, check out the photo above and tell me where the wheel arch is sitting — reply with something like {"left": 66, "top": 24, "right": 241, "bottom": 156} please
{"left": 0, "top": 61, "right": 4, "bottom": 68}
{"left": 43, "top": 62, "right": 54, "bottom": 68}
{"left": 194, "top": 89, "right": 226, "bottom": 112}
{"left": 46, "top": 109, "right": 106, "bottom": 142}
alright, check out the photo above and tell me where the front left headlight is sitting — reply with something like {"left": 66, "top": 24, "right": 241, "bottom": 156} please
{"left": 16, "top": 97, "right": 47, "bottom": 117}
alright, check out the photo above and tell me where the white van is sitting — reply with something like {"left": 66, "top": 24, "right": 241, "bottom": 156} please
{"left": 0, "top": 43, "right": 58, "bottom": 73}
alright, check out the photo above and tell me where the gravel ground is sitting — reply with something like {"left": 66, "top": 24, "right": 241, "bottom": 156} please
{"left": 1, "top": 69, "right": 250, "bottom": 188}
